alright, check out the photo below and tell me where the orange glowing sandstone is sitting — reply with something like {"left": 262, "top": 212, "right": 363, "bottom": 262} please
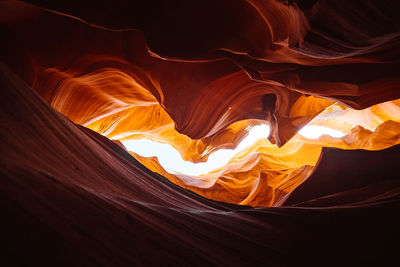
{"left": 88, "top": 97, "right": 400, "bottom": 207}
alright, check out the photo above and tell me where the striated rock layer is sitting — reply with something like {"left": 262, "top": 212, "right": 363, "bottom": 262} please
{"left": 1, "top": 62, "right": 400, "bottom": 266}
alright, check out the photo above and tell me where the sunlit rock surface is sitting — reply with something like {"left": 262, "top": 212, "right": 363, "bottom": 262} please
{"left": 1, "top": 0, "right": 400, "bottom": 265}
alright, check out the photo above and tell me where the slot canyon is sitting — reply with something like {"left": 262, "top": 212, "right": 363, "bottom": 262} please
{"left": 1, "top": 0, "right": 400, "bottom": 265}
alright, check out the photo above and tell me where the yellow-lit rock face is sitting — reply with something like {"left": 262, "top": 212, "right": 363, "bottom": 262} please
{"left": 86, "top": 98, "right": 400, "bottom": 207}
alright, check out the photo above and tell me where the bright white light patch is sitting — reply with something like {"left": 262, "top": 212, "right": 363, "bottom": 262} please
{"left": 298, "top": 125, "right": 345, "bottom": 139}
{"left": 123, "top": 124, "right": 270, "bottom": 176}
{"left": 122, "top": 124, "right": 344, "bottom": 176}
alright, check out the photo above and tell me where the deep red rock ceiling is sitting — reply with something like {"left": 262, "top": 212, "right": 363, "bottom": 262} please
{"left": 1, "top": 0, "right": 400, "bottom": 265}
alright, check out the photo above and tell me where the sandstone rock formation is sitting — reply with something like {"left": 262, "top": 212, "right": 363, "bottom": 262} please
{"left": 1, "top": 0, "right": 399, "bottom": 265}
